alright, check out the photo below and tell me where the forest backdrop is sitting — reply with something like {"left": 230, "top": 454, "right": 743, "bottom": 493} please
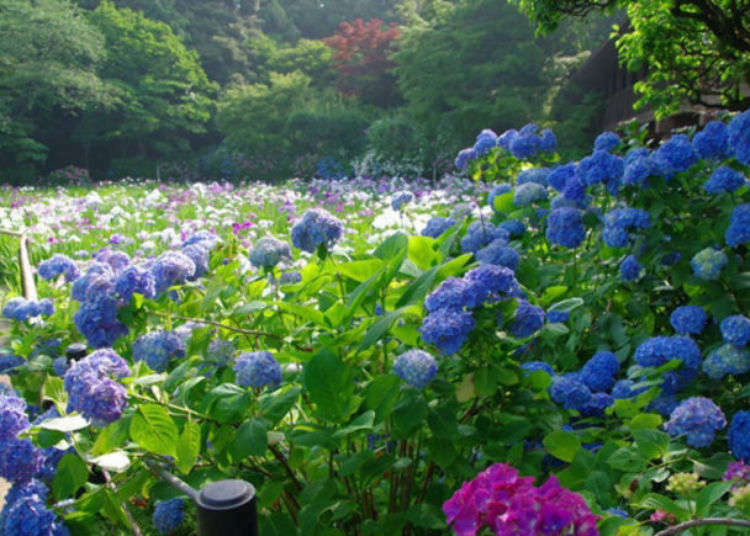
{"left": 0, "top": 0, "right": 747, "bottom": 182}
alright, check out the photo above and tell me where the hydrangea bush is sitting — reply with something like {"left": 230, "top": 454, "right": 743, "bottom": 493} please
{"left": 0, "top": 110, "right": 748, "bottom": 535}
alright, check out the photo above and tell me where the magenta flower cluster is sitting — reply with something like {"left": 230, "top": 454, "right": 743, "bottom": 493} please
{"left": 443, "top": 463, "right": 599, "bottom": 536}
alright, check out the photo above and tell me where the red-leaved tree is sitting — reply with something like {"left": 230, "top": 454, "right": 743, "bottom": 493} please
{"left": 323, "top": 18, "right": 401, "bottom": 108}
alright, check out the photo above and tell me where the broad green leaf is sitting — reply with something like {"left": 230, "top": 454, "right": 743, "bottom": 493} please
{"left": 91, "top": 418, "right": 131, "bottom": 455}
{"left": 259, "top": 385, "right": 302, "bottom": 426}
{"left": 230, "top": 419, "right": 268, "bottom": 459}
{"left": 547, "top": 297, "right": 584, "bottom": 312}
{"left": 359, "top": 308, "right": 402, "bottom": 350}
{"left": 364, "top": 375, "right": 400, "bottom": 422}
{"left": 695, "top": 481, "right": 733, "bottom": 517}
{"left": 493, "top": 191, "right": 514, "bottom": 213}
{"left": 336, "top": 259, "right": 384, "bottom": 282}
{"left": 303, "top": 349, "right": 354, "bottom": 422}
{"left": 129, "top": 404, "right": 178, "bottom": 457}
{"left": 543, "top": 430, "right": 581, "bottom": 462}
{"left": 53, "top": 453, "right": 88, "bottom": 501}
{"left": 175, "top": 420, "right": 201, "bottom": 474}
{"left": 407, "top": 235, "right": 439, "bottom": 270}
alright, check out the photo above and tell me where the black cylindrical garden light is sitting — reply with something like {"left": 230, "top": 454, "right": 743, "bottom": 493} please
{"left": 196, "top": 479, "right": 258, "bottom": 536}
{"left": 65, "top": 342, "right": 88, "bottom": 361}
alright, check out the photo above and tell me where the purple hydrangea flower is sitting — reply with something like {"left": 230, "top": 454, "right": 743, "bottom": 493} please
{"left": 207, "top": 338, "right": 234, "bottom": 367}
{"left": 234, "top": 351, "right": 282, "bottom": 389}
{"left": 64, "top": 348, "right": 130, "bottom": 425}
{"left": 420, "top": 308, "right": 475, "bottom": 355}
{"left": 392, "top": 349, "right": 437, "bottom": 389}
{"left": 517, "top": 167, "right": 550, "bottom": 186}
{"left": 182, "top": 243, "right": 209, "bottom": 278}
{"left": 460, "top": 222, "right": 509, "bottom": 254}
{"left": 391, "top": 190, "right": 414, "bottom": 211}
{"left": 546, "top": 310, "right": 569, "bottom": 323}
{"left": 498, "top": 219, "right": 525, "bottom": 237}
{"left": 623, "top": 155, "right": 658, "bottom": 187}
{"left": 664, "top": 397, "right": 726, "bottom": 448}
{"left": 496, "top": 129, "right": 518, "bottom": 151}
{"left": 0, "top": 354, "right": 23, "bottom": 374}
{"left": 424, "top": 277, "right": 472, "bottom": 312}
{"left": 602, "top": 208, "right": 651, "bottom": 248}
{"left": 37, "top": 254, "right": 80, "bottom": 282}
{"left": 150, "top": 251, "right": 196, "bottom": 295}
{"left": 114, "top": 265, "right": 156, "bottom": 302}
{"left": 290, "top": 208, "right": 344, "bottom": 253}
{"left": 0, "top": 392, "right": 30, "bottom": 444}
{"left": 132, "top": 331, "right": 185, "bottom": 372}
{"left": 279, "top": 271, "right": 302, "bottom": 284}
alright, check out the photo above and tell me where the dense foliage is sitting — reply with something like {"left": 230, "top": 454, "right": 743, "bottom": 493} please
{"left": 0, "top": 111, "right": 748, "bottom": 535}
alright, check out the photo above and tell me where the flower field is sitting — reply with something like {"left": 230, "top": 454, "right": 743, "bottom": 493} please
{"left": 0, "top": 111, "right": 749, "bottom": 536}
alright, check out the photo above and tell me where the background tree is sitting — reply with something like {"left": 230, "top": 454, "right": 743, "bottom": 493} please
{"left": 515, "top": 0, "right": 750, "bottom": 117}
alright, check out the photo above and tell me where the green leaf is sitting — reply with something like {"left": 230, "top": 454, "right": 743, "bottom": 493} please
{"left": 230, "top": 419, "right": 268, "bottom": 459}
{"left": 373, "top": 232, "right": 408, "bottom": 261}
{"left": 632, "top": 429, "right": 670, "bottom": 460}
{"left": 695, "top": 481, "right": 733, "bottom": 517}
{"left": 607, "top": 446, "right": 647, "bottom": 472}
{"left": 396, "top": 266, "right": 438, "bottom": 308}
{"left": 303, "top": 349, "right": 354, "bottom": 423}
{"left": 391, "top": 393, "right": 427, "bottom": 439}
{"left": 492, "top": 191, "right": 514, "bottom": 213}
{"left": 42, "top": 375, "right": 66, "bottom": 405}
{"left": 628, "top": 413, "right": 662, "bottom": 430}
{"left": 359, "top": 308, "right": 402, "bottom": 350}
{"left": 364, "top": 375, "right": 400, "bottom": 422}
{"left": 333, "top": 411, "right": 375, "bottom": 438}
{"left": 175, "top": 420, "right": 201, "bottom": 474}
{"left": 336, "top": 259, "right": 384, "bottom": 282}
{"left": 639, "top": 493, "right": 690, "bottom": 521}
{"left": 259, "top": 385, "right": 302, "bottom": 426}
{"left": 547, "top": 297, "right": 584, "bottom": 312}
{"left": 129, "top": 404, "right": 178, "bottom": 457}
{"left": 53, "top": 453, "right": 88, "bottom": 501}
{"left": 407, "top": 235, "right": 439, "bottom": 270}
{"left": 543, "top": 430, "right": 581, "bottom": 462}
{"left": 91, "top": 418, "right": 131, "bottom": 455}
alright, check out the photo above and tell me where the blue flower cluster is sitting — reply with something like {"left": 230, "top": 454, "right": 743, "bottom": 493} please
{"left": 207, "top": 338, "right": 234, "bottom": 367}
{"left": 721, "top": 315, "right": 750, "bottom": 347}
{"left": 73, "top": 271, "right": 128, "bottom": 348}
{"left": 726, "top": 204, "right": 750, "bottom": 247}
{"left": 64, "top": 348, "right": 130, "bottom": 425}
{"left": 114, "top": 265, "right": 156, "bottom": 303}
{"left": 455, "top": 147, "right": 477, "bottom": 170}
{"left": 602, "top": 208, "right": 650, "bottom": 248}
{"left": 249, "top": 237, "right": 292, "bottom": 268}
{"left": 546, "top": 351, "right": 622, "bottom": 416}
{"left": 594, "top": 131, "right": 621, "bottom": 152}
{"left": 620, "top": 255, "right": 643, "bottom": 281}
{"left": 150, "top": 251, "right": 196, "bottom": 295}
{"left": 2, "top": 480, "right": 69, "bottom": 536}
{"left": 704, "top": 166, "right": 745, "bottom": 194}
{"left": 729, "top": 110, "right": 750, "bottom": 165}
{"left": 517, "top": 167, "right": 550, "bottom": 186}
{"left": 392, "top": 349, "right": 437, "bottom": 389}
{"left": 580, "top": 351, "right": 620, "bottom": 392}
{"left": 153, "top": 498, "right": 185, "bottom": 535}
{"left": 576, "top": 150, "right": 624, "bottom": 194}
{"left": 291, "top": 208, "right": 344, "bottom": 253}
{"left": 391, "top": 190, "right": 414, "bottom": 211}
{"left": 420, "top": 308, "right": 476, "bottom": 355}
{"left": 487, "top": 183, "right": 511, "bottom": 210}
{"left": 729, "top": 411, "right": 750, "bottom": 461}
{"left": 509, "top": 300, "right": 545, "bottom": 338}
{"left": 633, "top": 336, "right": 701, "bottom": 395}
{"left": 37, "top": 254, "right": 80, "bottom": 282}
{"left": 0, "top": 392, "right": 44, "bottom": 486}
{"left": 513, "top": 182, "right": 547, "bottom": 207}
{"left": 546, "top": 207, "right": 585, "bottom": 248}
{"left": 234, "top": 351, "right": 281, "bottom": 389}
{"left": 2, "top": 297, "right": 54, "bottom": 321}
{"left": 497, "top": 124, "right": 556, "bottom": 159}
{"left": 690, "top": 247, "right": 728, "bottom": 280}
{"left": 652, "top": 134, "right": 697, "bottom": 177}
{"left": 546, "top": 310, "right": 569, "bottom": 324}
{"left": 669, "top": 306, "right": 708, "bottom": 335}
{"left": 0, "top": 353, "right": 23, "bottom": 374}
{"left": 693, "top": 121, "right": 729, "bottom": 160}
{"left": 499, "top": 219, "right": 525, "bottom": 237}
{"left": 132, "top": 331, "right": 186, "bottom": 372}
{"left": 421, "top": 216, "right": 456, "bottom": 238}
{"left": 664, "top": 397, "right": 726, "bottom": 448}
{"left": 475, "top": 240, "right": 520, "bottom": 270}
{"left": 182, "top": 243, "right": 209, "bottom": 278}
{"left": 460, "top": 221, "right": 509, "bottom": 253}
{"left": 279, "top": 271, "right": 302, "bottom": 284}
{"left": 703, "top": 344, "right": 750, "bottom": 380}
{"left": 521, "top": 361, "right": 555, "bottom": 376}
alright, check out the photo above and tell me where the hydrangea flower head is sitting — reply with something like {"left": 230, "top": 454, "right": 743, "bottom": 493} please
{"left": 249, "top": 237, "right": 291, "bottom": 268}
{"left": 455, "top": 148, "right": 477, "bottom": 170}
{"left": 540, "top": 129, "right": 557, "bottom": 152}
{"left": 182, "top": 230, "right": 218, "bottom": 250}
{"left": 207, "top": 338, "right": 234, "bottom": 367}
{"left": 0, "top": 439, "right": 44, "bottom": 483}
{"left": 234, "top": 351, "right": 282, "bottom": 389}
{"left": 150, "top": 251, "right": 196, "bottom": 295}
{"left": 0, "top": 392, "right": 30, "bottom": 444}
{"left": 580, "top": 351, "right": 619, "bottom": 392}
{"left": 496, "top": 129, "right": 518, "bottom": 151}
{"left": 602, "top": 208, "right": 651, "bottom": 248}
{"left": 547, "top": 163, "right": 576, "bottom": 192}
{"left": 513, "top": 182, "right": 547, "bottom": 207}
{"left": 38, "top": 254, "right": 80, "bottom": 282}
{"left": 487, "top": 183, "right": 512, "bottom": 211}
{"left": 546, "top": 207, "right": 585, "bottom": 248}
{"left": 3, "top": 492, "right": 69, "bottom": 536}
{"left": 670, "top": 306, "right": 708, "bottom": 335}
{"left": 729, "top": 109, "right": 750, "bottom": 165}
{"left": 475, "top": 240, "right": 520, "bottom": 270}
{"left": 153, "top": 498, "right": 185, "bottom": 535}
{"left": 594, "top": 131, "right": 621, "bottom": 152}
{"left": 693, "top": 120, "right": 729, "bottom": 159}
{"left": 721, "top": 315, "right": 750, "bottom": 347}
{"left": 424, "top": 277, "right": 472, "bottom": 312}
{"left": 703, "top": 344, "right": 750, "bottom": 380}
{"left": 64, "top": 348, "right": 130, "bottom": 425}
{"left": 0, "top": 354, "right": 23, "bottom": 374}
{"left": 460, "top": 222, "right": 509, "bottom": 253}
{"left": 391, "top": 190, "right": 414, "bottom": 211}
{"left": 690, "top": 247, "right": 728, "bottom": 280}
{"left": 392, "top": 349, "right": 437, "bottom": 389}
{"left": 623, "top": 155, "right": 658, "bottom": 187}
{"left": 464, "top": 264, "right": 518, "bottom": 301}
{"left": 517, "top": 167, "right": 550, "bottom": 186}
{"left": 509, "top": 300, "right": 545, "bottom": 338}
{"left": 290, "top": 208, "right": 344, "bottom": 253}
{"left": 509, "top": 128, "right": 542, "bottom": 159}
{"left": 726, "top": 204, "right": 750, "bottom": 247}
{"left": 653, "top": 134, "right": 697, "bottom": 176}
{"left": 473, "top": 129, "right": 497, "bottom": 156}
{"left": 421, "top": 216, "right": 455, "bottom": 238}
{"left": 182, "top": 243, "right": 209, "bottom": 278}
{"left": 132, "top": 331, "right": 185, "bottom": 372}
{"left": 498, "top": 219, "right": 525, "bottom": 238}
{"left": 664, "top": 397, "right": 726, "bottom": 448}
{"left": 704, "top": 166, "right": 745, "bottom": 194}
{"left": 547, "top": 310, "right": 569, "bottom": 323}
{"left": 420, "top": 308, "right": 475, "bottom": 355}
{"left": 729, "top": 411, "right": 750, "bottom": 461}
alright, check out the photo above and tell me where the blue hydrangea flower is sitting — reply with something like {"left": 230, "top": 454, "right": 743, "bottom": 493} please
{"left": 73, "top": 275, "right": 128, "bottom": 348}
{"left": 420, "top": 308, "right": 475, "bottom": 355}
{"left": 234, "top": 351, "right": 282, "bottom": 389}
{"left": 207, "top": 339, "right": 234, "bottom": 367}
{"left": 653, "top": 134, "right": 697, "bottom": 177}
{"left": 64, "top": 348, "right": 130, "bottom": 425}
{"left": 539, "top": 129, "right": 557, "bottom": 152}
{"left": 392, "top": 349, "right": 437, "bottom": 389}
{"left": 513, "top": 182, "right": 547, "bottom": 207}
{"left": 729, "top": 411, "right": 750, "bottom": 461}
{"left": 182, "top": 243, "right": 209, "bottom": 279}
{"left": 475, "top": 240, "right": 520, "bottom": 270}
{"left": 464, "top": 265, "right": 519, "bottom": 303}
{"left": 114, "top": 265, "right": 156, "bottom": 302}
{"left": 721, "top": 315, "right": 750, "bottom": 346}
{"left": 670, "top": 306, "right": 708, "bottom": 335}
{"left": 729, "top": 110, "right": 750, "bottom": 165}
{"left": 132, "top": 331, "right": 185, "bottom": 372}
{"left": 562, "top": 175, "right": 586, "bottom": 202}
{"left": 279, "top": 271, "right": 302, "bottom": 284}
{"left": 0, "top": 392, "right": 30, "bottom": 444}
{"left": 624, "top": 147, "right": 649, "bottom": 166}
{"left": 602, "top": 208, "right": 651, "bottom": 248}
{"left": 690, "top": 248, "right": 728, "bottom": 280}
{"left": 546, "top": 207, "right": 585, "bottom": 248}
{"left": 664, "top": 397, "right": 726, "bottom": 448}
{"left": 620, "top": 255, "right": 643, "bottom": 281}
{"left": 546, "top": 310, "right": 569, "bottom": 323}
{"left": 510, "top": 300, "right": 545, "bottom": 338}
{"left": 580, "top": 391, "right": 614, "bottom": 416}
{"left": 183, "top": 230, "right": 218, "bottom": 250}
{"left": 693, "top": 121, "right": 729, "bottom": 159}
{"left": 634, "top": 336, "right": 701, "bottom": 394}
{"left": 153, "top": 498, "right": 185, "bottom": 535}
{"left": 703, "top": 344, "right": 750, "bottom": 380}
{"left": 509, "top": 128, "right": 542, "bottom": 159}
{"left": 455, "top": 148, "right": 477, "bottom": 170}
{"left": 649, "top": 394, "right": 679, "bottom": 417}
{"left": 488, "top": 183, "right": 512, "bottom": 211}
{"left": 2, "top": 297, "right": 52, "bottom": 321}
{"left": 496, "top": 129, "right": 518, "bottom": 150}
{"left": 473, "top": 129, "right": 497, "bottom": 156}
{"left": 424, "top": 277, "right": 471, "bottom": 312}
{"left": 521, "top": 361, "right": 555, "bottom": 376}
{"left": 460, "top": 222, "right": 509, "bottom": 253}
{"left": 594, "top": 131, "right": 621, "bottom": 152}
{"left": 71, "top": 262, "right": 113, "bottom": 301}
{"left": 290, "top": 208, "right": 344, "bottom": 253}
{"left": 623, "top": 155, "right": 658, "bottom": 187}
{"left": 580, "top": 351, "right": 619, "bottom": 392}
{"left": 611, "top": 379, "right": 648, "bottom": 399}
{"left": 421, "top": 216, "right": 455, "bottom": 238}
{"left": 37, "top": 254, "right": 80, "bottom": 282}
{"left": 0, "top": 439, "right": 44, "bottom": 483}
{"left": 391, "top": 190, "right": 414, "bottom": 211}
{"left": 498, "top": 219, "right": 525, "bottom": 238}
{"left": 517, "top": 167, "right": 550, "bottom": 186}
{"left": 94, "top": 248, "right": 130, "bottom": 273}
{"left": 726, "top": 204, "right": 750, "bottom": 247}
{"left": 576, "top": 150, "right": 623, "bottom": 189}
{"left": 549, "top": 374, "right": 592, "bottom": 411}
{"left": 704, "top": 166, "right": 745, "bottom": 194}
{"left": 2, "top": 480, "right": 48, "bottom": 522}
{"left": 3, "top": 492, "right": 69, "bottom": 536}
{"left": 249, "top": 237, "right": 291, "bottom": 268}
{"left": 547, "top": 164, "right": 576, "bottom": 192}
{"left": 0, "top": 354, "right": 23, "bottom": 374}
{"left": 150, "top": 251, "right": 196, "bottom": 295}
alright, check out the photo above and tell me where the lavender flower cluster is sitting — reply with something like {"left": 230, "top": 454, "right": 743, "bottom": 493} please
{"left": 233, "top": 351, "right": 282, "bottom": 389}
{"left": 132, "top": 330, "right": 186, "bottom": 372}
{"left": 392, "top": 349, "right": 437, "bottom": 389}
{"left": 290, "top": 208, "right": 344, "bottom": 253}
{"left": 664, "top": 397, "right": 726, "bottom": 448}
{"left": 2, "top": 297, "right": 54, "bottom": 321}
{"left": 64, "top": 348, "right": 130, "bottom": 424}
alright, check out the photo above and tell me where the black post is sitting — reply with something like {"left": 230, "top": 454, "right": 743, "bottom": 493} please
{"left": 196, "top": 479, "right": 258, "bottom": 536}
{"left": 65, "top": 343, "right": 88, "bottom": 362}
